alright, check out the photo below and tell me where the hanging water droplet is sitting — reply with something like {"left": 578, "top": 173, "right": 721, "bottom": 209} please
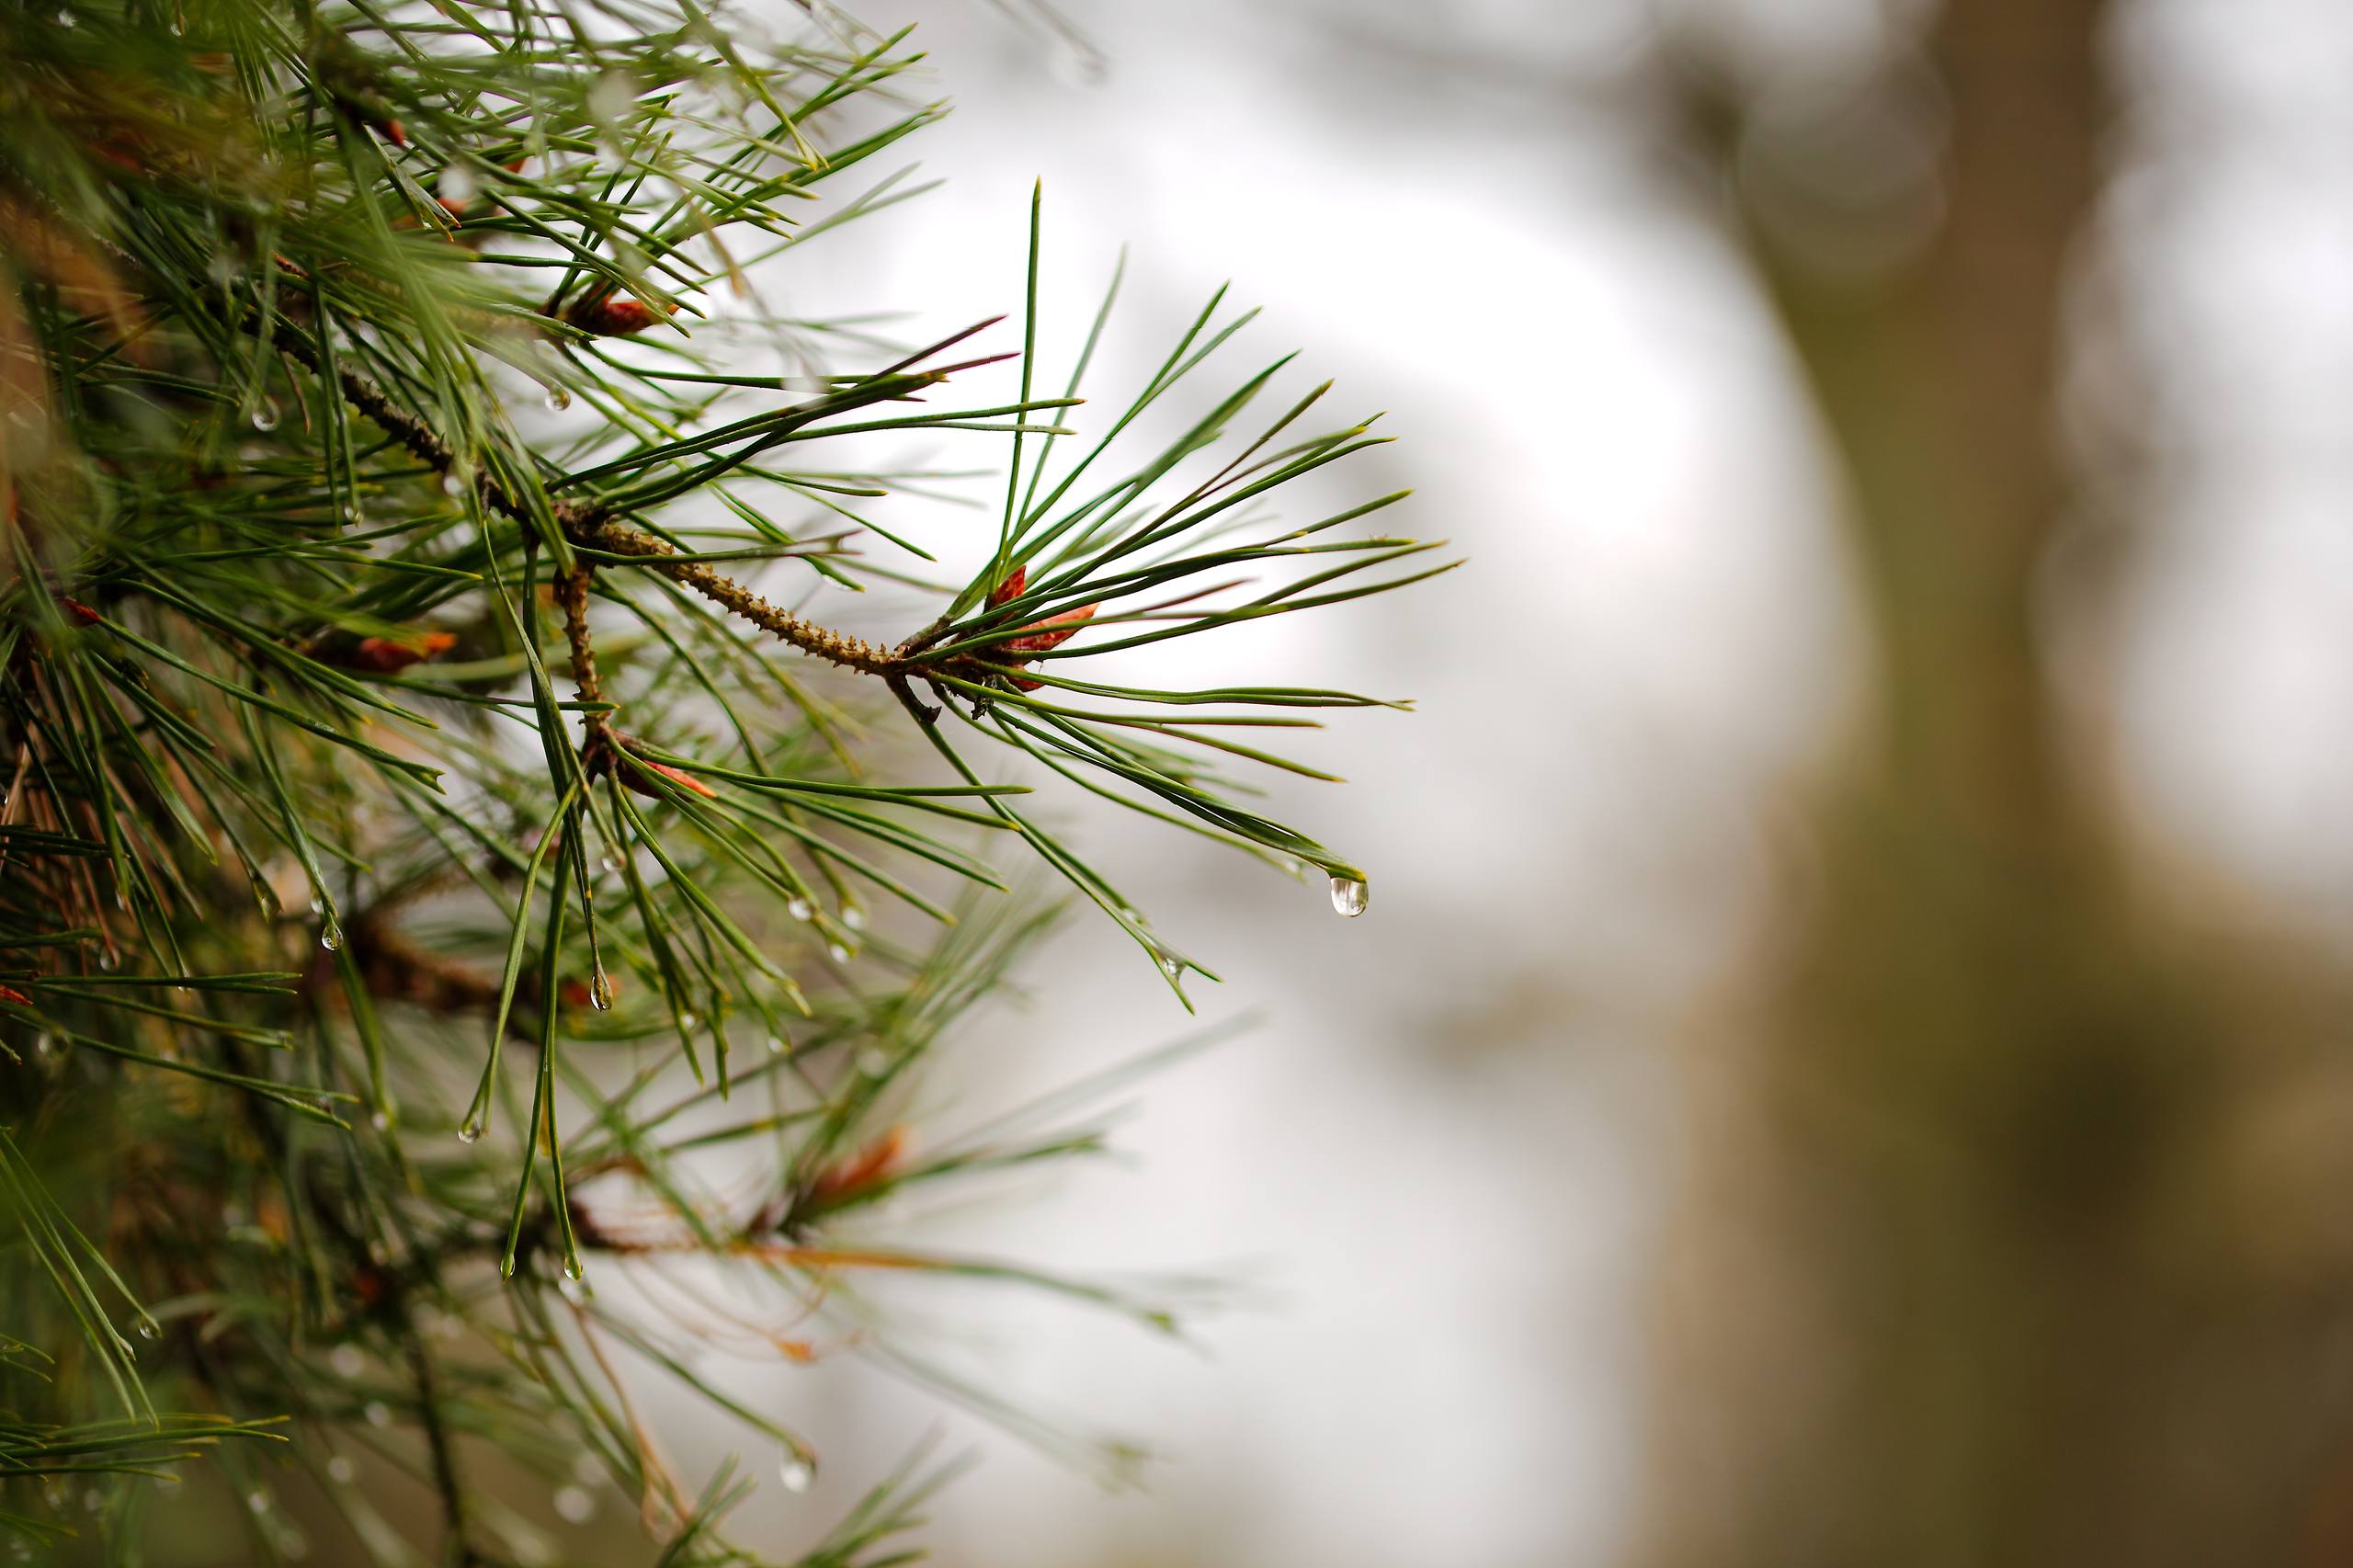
{"left": 766, "top": 1034, "right": 787, "bottom": 1056}
{"left": 552, "top": 1484, "right": 595, "bottom": 1524}
{"left": 250, "top": 399, "right": 280, "bottom": 433}
{"left": 840, "top": 903, "right": 865, "bottom": 932}
{"left": 587, "top": 967, "right": 613, "bottom": 1011}
{"left": 1328, "top": 876, "right": 1370, "bottom": 919}
{"left": 786, "top": 896, "right": 813, "bottom": 922}
{"left": 1279, "top": 858, "right": 1302, "bottom": 878}
{"left": 330, "top": 1344, "right": 365, "bottom": 1377}
{"left": 96, "top": 947, "right": 119, "bottom": 971}
{"left": 133, "top": 1315, "right": 160, "bottom": 1342}
{"left": 320, "top": 919, "right": 343, "bottom": 952}
{"left": 676, "top": 1011, "right": 698, "bottom": 1032}
{"left": 1156, "top": 954, "right": 1182, "bottom": 981}
{"left": 562, "top": 1255, "right": 585, "bottom": 1283}
{"left": 777, "top": 1452, "right": 814, "bottom": 1493}
{"left": 246, "top": 1489, "right": 270, "bottom": 1515}
{"left": 307, "top": 894, "right": 324, "bottom": 915}
{"left": 598, "top": 852, "right": 621, "bottom": 875}
{"left": 326, "top": 1454, "right": 357, "bottom": 1485}
{"left": 545, "top": 385, "right": 574, "bottom": 413}
{"left": 368, "top": 1108, "right": 391, "bottom": 1132}
{"left": 826, "top": 942, "right": 850, "bottom": 963}
{"left": 255, "top": 881, "right": 280, "bottom": 918}
{"left": 363, "top": 1401, "right": 392, "bottom": 1428}
{"left": 32, "top": 1034, "right": 54, "bottom": 1059}
{"left": 457, "top": 1114, "right": 484, "bottom": 1145}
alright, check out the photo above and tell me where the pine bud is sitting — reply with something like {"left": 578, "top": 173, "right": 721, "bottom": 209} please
{"left": 0, "top": 984, "right": 30, "bottom": 1006}
{"left": 622, "top": 755, "right": 716, "bottom": 799}
{"left": 1003, "top": 603, "right": 1097, "bottom": 654}
{"left": 58, "top": 597, "right": 101, "bottom": 627}
{"left": 987, "top": 563, "right": 1026, "bottom": 608}
{"left": 560, "top": 290, "right": 669, "bottom": 336}
{"left": 1001, "top": 602, "right": 1098, "bottom": 689}
{"left": 807, "top": 1126, "right": 906, "bottom": 1209}
{"left": 346, "top": 631, "right": 458, "bottom": 673}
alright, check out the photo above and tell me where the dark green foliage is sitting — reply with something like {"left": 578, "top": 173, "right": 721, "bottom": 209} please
{"left": 0, "top": 0, "right": 1431, "bottom": 1559}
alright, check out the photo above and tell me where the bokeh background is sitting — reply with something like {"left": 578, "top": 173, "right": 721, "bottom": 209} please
{"left": 528, "top": 0, "right": 2353, "bottom": 1564}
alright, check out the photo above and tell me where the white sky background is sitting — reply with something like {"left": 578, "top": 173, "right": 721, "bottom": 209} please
{"left": 580, "top": 1, "right": 2353, "bottom": 1565}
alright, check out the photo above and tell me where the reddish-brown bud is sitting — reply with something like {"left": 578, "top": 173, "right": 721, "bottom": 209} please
{"left": 347, "top": 631, "right": 458, "bottom": 673}
{"left": 560, "top": 290, "right": 668, "bottom": 336}
{"left": 59, "top": 597, "right": 101, "bottom": 627}
{"left": 987, "top": 563, "right": 1026, "bottom": 608}
{"left": 1001, "top": 602, "right": 1098, "bottom": 690}
{"left": 622, "top": 755, "right": 716, "bottom": 800}
{"left": 807, "top": 1126, "right": 906, "bottom": 1209}
{"left": 380, "top": 118, "right": 406, "bottom": 147}
{"left": 0, "top": 984, "right": 30, "bottom": 1006}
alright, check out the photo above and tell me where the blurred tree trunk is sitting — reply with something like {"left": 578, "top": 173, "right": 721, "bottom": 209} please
{"left": 1642, "top": 1, "right": 2353, "bottom": 1563}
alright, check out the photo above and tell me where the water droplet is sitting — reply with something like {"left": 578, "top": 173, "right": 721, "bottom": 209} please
{"left": 786, "top": 897, "right": 813, "bottom": 922}
{"left": 1328, "top": 876, "right": 1370, "bottom": 919}
{"left": 330, "top": 1344, "right": 365, "bottom": 1378}
{"left": 766, "top": 1034, "right": 787, "bottom": 1056}
{"left": 598, "top": 852, "right": 621, "bottom": 874}
{"left": 826, "top": 942, "right": 850, "bottom": 963}
{"left": 32, "top": 1034, "right": 54, "bottom": 1058}
{"left": 325, "top": 1455, "right": 357, "bottom": 1485}
{"left": 587, "top": 967, "right": 613, "bottom": 1011}
{"left": 255, "top": 881, "right": 280, "bottom": 918}
{"left": 676, "top": 1011, "right": 698, "bottom": 1032}
{"left": 250, "top": 399, "right": 279, "bottom": 433}
{"left": 246, "top": 1489, "right": 270, "bottom": 1515}
{"left": 840, "top": 904, "right": 865, "bottom": 931}
{"left": 545, "top": 385, "right": 574, "bottom": 413}
{"left": 368, "top": 1108, "right": 391, "bottom": 1132}
{"left": 1156, "top": 954, "right": 1182, "bottom": 980}
{"left": 1279, "top": 858, "right": 1302, "bottom": 878}
{"left": 320, "top": 919, "right": 343, "bottom": 952}
{"left": 96, "top": 948, "right": 119, "bottom": 971}
{"left": 777, "top": 1452, "right": 814, "bottom": 1493}
{"left": 562, "top": 1255, "right": 585, "bottom": 1282}
{"left": 133, "top": 1315, "right": 159, "bottom": 1341}
{"left": 552, "top": 1484, "right": 595, "bottom": 1524}
{"left": 307, "top": 894, "right": 324, "bottom": 915}
{"left": 457, "top": 1115, "right": 484, "bottom": 1145}
{"left": 363, "top": 1401, "right": 392, "bottom": 1428}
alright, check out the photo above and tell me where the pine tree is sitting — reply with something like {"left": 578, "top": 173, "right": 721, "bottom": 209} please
{"left": 0, "top": 0, "right": 1437, "bottom": 1560}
